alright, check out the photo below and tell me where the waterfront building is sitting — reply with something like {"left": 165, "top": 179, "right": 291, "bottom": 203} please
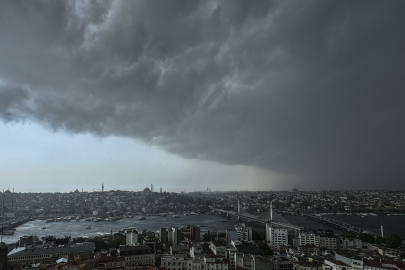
{"left": 7, "top": 242, "right": 95, "bottom": 265}
{"left": 126, "top": 229, "right": 139, "bottom": 245}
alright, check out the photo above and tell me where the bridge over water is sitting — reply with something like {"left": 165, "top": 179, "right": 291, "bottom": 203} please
{"left": 305, "top": 214, "right": 380, "bottom": 237}
{"left": 212, "top": 200, "right": 301, "bottom": 231}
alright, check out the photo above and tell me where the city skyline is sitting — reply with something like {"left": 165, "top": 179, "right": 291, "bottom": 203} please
{"left": 1, "top": 1, "right": 405, "bottom": 192}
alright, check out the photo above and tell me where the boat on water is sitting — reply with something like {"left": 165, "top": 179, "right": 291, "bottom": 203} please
{"left": 85, "top": 217, "right": 92, "bottom": 221}
{"left": 41, "top": 227, "right": 46, "bottom": 229}
{"left": 173, "top": 215, "right": 180, "bottom": 218}
{"left": 139, "top": 216, "right": 146, "bottom": 220}
{"left": 85, "top": 226, "right": 91, "bottom": 229}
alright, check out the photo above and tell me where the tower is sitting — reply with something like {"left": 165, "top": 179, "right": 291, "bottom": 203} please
{"left": 102, "top": 183, "right": 104, "bottom": 192}
{"left": 381, "top": 222, "right": 384, "bottom": 238}
{"left": 270, "top": 201, "right": 273, "bottom": 222}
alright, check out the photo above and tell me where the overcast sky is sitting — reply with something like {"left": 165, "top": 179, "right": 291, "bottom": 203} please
{"left": 1, "top": 1, "right": 405, "bottom": 192}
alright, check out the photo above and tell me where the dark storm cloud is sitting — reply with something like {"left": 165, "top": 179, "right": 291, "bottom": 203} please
{"left": 1, "top": 0, "right": 405, "bottom": 189}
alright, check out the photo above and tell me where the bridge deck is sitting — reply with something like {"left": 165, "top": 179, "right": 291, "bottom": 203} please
{"left": 212, "top": 208, "right": 301, "bottom": 231}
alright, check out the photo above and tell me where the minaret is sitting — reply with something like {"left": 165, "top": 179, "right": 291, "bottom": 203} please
{"left": 102, "top": 183, "right": 104, "bottom": 192}
{"left": 381, "top": 222, "right": 384, "bottom": 238}
{"left": 270, "top": 201, "right": 273, "bottom": 222}
{"left": 237, "top": 199, "right": 241, "bottom": 214}
{"left": 1, "top": 193, "right": 3, "bottom": 218}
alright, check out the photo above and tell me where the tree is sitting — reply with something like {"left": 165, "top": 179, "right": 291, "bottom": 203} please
{"left": 376, "top": 236, "right": 385, "bottom": 245}
{"left": 252, "top": 229, "right": 266, "bottom": 241}
{"left": 358, "top": 233, "right": 376, "bottom": 244}
{"left": 341, "top": 231, "right": 356, "bottom": 238}
{"left": 257, "top": 241, "right": 273, "bottom": 255}
{"left": 108, "top": 237, "right": 126, "bottom": 249}
{"left": 88, "top": 238, "right": 108, "bottom": 251}
{"left": 385, "top": 234, "right": 401, "bottom": 249}
{"left": 203, "top": 233, "right": 213, "bottom": 241}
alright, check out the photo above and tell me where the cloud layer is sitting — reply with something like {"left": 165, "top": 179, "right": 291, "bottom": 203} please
{"left": 1, "top": 1, "right": 405, "bottom": 189}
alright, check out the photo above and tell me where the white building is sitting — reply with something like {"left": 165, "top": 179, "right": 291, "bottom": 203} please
{"left": 323, "top": 260, "right": 352, "bottom": 270}
{"left": 168, "top": 227, "right": 179, "bottom": 245}
{"left": 126, "top": 230, "right": 139, "bottom": 246}
{"left": 235, "top": 224, "right": 253, "bottom": 241}
{"left": 266, "top": 224, "right": 288, "bottom": 249}
{"left": 299, "top": 231, "right": 320, "bottom": 247}
{"left": 161, "top": 254, "right": 228, "bottom": 270}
